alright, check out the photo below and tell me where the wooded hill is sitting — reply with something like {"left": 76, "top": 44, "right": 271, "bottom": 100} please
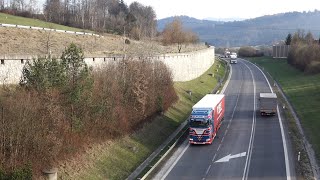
{"left": 158, "top": 11, "right": 320, "bottom": 47}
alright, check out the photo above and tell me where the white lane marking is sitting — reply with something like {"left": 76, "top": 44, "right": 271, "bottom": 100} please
{"left": 215, "top": 152, "right": 247, "bottom": 163}
{"left": 161, "top": 143, "right": 190, "bottom": 180}
{"left": 162, "top": 60, "right": 233, "bottom": 180}
{"left": 221, "top": 136, "right": 225, "bottom": 143}
{"left": 246, "top": 60, "right": 273, "bottom": 93}
{"left": 224, "top": 130, "right": 228, "bottom": 136}
{"left": 277, "top": 105, "right": 291, "bottom": 180}
{"left": 217, "top": 144, "right": 221, "bottom": 151}
{"left": 241, "top": 61, "right": 257, "bottom": 180}
{"left": 245, "top": 59, "right": 291, "bottom": 180}
{"left": 212, "top": 154, "right": 217, "bottom": 162}
{"left": 205, "top": 165, "right": 212, "bottom": 175}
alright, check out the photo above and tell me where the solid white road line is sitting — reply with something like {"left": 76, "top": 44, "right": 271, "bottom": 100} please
{"left": 246, "top": 61, "right": 273, "bottom": 93}
{"left": 161, "top": 143, "right": 190, "bottom": 180}
{"left": 241, "top": 61, "right": 257, "bottom": 180}
{"left": 245, "top": 59, "right": 291, "bottom": 180}
{"left": 277, "top": 104, "right": 291, "bottom": 180}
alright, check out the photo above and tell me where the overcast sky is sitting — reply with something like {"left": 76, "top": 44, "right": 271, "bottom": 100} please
{"left": 124, "top": 0, "right": 320, "bottom": 20}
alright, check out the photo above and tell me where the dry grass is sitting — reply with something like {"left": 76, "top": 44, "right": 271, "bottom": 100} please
{"left": 0, "top": 27, "right": 206, "bottom": 57}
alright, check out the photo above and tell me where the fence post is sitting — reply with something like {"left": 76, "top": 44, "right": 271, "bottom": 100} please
{"left": 43, "top": 168, "right": 58, "bottom": 180}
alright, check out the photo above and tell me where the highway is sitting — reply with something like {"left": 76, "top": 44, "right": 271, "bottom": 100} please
{"left": 154, "top": 58, "right": 295, "bottom": 180}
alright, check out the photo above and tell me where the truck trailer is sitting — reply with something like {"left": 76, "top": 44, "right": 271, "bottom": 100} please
{"left": 189, "top": 94, "right": 225, "bottom": 144}
{"left": 259, "top": 93, "right": 277, "bottom": 116}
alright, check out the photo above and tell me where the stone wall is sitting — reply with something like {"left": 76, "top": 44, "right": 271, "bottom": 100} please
{"left": 0, "top": 47, "right": 215, "bottom": 84}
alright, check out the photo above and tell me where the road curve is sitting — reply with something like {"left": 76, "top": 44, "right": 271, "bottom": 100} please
{"left": 153, "top": 58, "right": 294, "bottom": 180}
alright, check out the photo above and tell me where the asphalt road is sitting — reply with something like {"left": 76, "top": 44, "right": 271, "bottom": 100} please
{"left": 154, "top": 58, "right": 295, "bottom": 180}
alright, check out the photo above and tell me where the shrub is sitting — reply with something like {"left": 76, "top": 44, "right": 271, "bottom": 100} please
{"left": 287, "top": 31, "right": 320, "bottom": 74}
{"left": 0, "top": 44, "right": 178, "bottom": 177}
{"left": 238, "top": 46, "right": 263, "bottom": 57}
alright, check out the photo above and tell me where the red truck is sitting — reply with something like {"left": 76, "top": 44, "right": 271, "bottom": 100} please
{"left": 189, "top": 94, "right": 225, "bottom": 144}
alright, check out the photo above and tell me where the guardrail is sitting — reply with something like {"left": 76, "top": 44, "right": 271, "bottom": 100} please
{"left": 0, "top": 23, "right": 102, "bottom": 37}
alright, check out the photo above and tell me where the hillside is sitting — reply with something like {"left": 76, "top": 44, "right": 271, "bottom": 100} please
{"left": 0, "top": 12, "right": 84, "bottom": 32}
{"left": 158, "top": 11, "right": 320, "bottom": 47}
{"left": 0, "top": 13, "right": 205, "bottom": 57}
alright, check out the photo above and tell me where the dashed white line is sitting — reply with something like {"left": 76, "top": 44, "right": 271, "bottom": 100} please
{"left": 217, "top": 144, "right": 221, "bottom": 151}
{"left": 221, "top": 137, "right": 225, "bottom": 143}
{"left": 205, "top": 165, "right": 212, "bottom": 175}
{"left": 212, "top": 154, "right": 217, "bottom": 162}
{"left": 241, "top": 61, "right": 257, "bottom": 180}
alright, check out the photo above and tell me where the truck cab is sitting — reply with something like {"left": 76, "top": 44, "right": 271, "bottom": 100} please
{"left": 189, "top": 109, "right": 214, "bottom": 144}
{"left": 230, "top": 52, "right": 237, "bottom": 64}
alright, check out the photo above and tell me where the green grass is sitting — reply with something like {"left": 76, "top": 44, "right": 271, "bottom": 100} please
{"left": 249, "top": 57, "right": 320, "bottom": 162}
{"left": 62, "top": 60, "right": 227, "bottom": 180}
{"left": 0, "top": 13, "right": 86, "bottom": 32}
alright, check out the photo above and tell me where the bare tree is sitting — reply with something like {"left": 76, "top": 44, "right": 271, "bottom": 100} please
{"left": 162, "top": 18, "right": 198, "bottom": 53}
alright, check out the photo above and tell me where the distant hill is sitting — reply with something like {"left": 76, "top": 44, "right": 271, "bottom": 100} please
{"left": 204, "top": 17, "right": 246, "bottom": 22}
{"left": 157, "top": 16, "right": 223, "bottom": 32}
{"left": 157, "top": 11, "right": 320, "bottom": 47}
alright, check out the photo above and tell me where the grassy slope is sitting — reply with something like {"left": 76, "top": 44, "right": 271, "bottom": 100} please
{"left": 249, "top": 57, "right": 320, "bottom": 161}
{"left": 60, "top": 60, "right": 226, "bottom": 180}
{"left": 0, "top": 13, "right": 85, "bottom": 32}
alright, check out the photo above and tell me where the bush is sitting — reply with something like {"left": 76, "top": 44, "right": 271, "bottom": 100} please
{"left": 0, "top": 44, "right": 178, "bottom": 177}
{"left": 238, "top": 46, "right": 263, "bottom": 57}
{"left": 286, "top": 31, "right": 320, "bottom": 74}
{"left": 0, "top": 165, "right": 32, "bottom": 180}
{"left": 288, "top": 43, "right": 320, "bottom": 73}
{"left": 305, "top": 61, "right": 320, "bottom": 74}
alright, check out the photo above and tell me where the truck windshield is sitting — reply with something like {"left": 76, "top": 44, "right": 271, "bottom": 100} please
{"left": 189, "top": 119, "right": 209, "bottom": 128}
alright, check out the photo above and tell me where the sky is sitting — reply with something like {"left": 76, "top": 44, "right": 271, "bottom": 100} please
{"left": 124, "top": 0, "right": 320, "bottom": 20}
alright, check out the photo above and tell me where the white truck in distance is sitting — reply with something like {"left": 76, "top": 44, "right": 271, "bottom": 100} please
{"left": 230, "top": 52, "right": 237, "bottom": 64}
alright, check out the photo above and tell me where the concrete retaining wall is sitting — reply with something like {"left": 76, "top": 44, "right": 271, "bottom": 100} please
{"left": 0, "top": 47, "right": 215, "bottom": 84}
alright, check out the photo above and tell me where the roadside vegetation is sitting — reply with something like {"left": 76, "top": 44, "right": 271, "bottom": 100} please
{"left": 161, "top": 18, "right": 199, "bottom": 53}
{"left": 0, "top": 43, "right": 177, "bottom": 179}
{"left": 286, "top": 31, "right": 320, "bottom": 74}
{"left": 249, "top": 57, "right": 319, "bottom": 178}
{"left": 238, "top": 46, "right": 264, "bottom": 57}
{"left": 58, "top": 59, "right": 226, "bottom": 179}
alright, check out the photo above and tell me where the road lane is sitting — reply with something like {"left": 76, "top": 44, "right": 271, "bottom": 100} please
{"left": 156, "top": 58, "right": 292, "bottom": 180}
